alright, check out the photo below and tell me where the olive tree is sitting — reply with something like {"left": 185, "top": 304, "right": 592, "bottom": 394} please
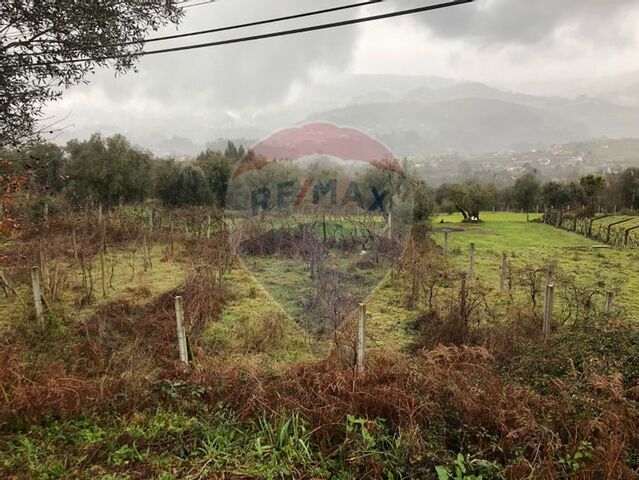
{"left": 1, "top": 1, "right": 183, "bottom": 147}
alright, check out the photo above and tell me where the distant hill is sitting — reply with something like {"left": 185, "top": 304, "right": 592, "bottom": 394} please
{"left": 54, "top": 74, "right": 639, "bottom": 158}
{"left": 307, "top": 97, "right": 585, "bottom": 155}
{"left": 306, "top": 81, "right": 639, "bottom": 155}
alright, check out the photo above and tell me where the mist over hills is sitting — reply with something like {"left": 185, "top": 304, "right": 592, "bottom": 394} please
{"left": 61, "top": 73, "right": 639, "bottom": 158}
{"left": 306, "top": 79, "right": 639, "bottom": 156}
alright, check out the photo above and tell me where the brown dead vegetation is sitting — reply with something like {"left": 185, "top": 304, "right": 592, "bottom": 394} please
{"left": 1, "top": 314, "right": 637, "bottom": 479}
{"left": 184, "top": 345, "right": 638, "bottom": 479}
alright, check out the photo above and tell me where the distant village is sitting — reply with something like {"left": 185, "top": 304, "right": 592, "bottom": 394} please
{"left": 411, "top": 137, "right": 639, "bottom": 186}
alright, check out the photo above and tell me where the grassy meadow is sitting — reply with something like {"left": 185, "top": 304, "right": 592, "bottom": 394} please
{"left": 432, "top": 212, "right": 639, "bottom": 320}
{"left": 0, "top": 211, "right": 638, "bottom": 479}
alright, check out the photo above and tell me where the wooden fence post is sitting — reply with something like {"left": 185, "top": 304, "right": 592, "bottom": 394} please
{"left": 169, "top": 217, "right": 175, "bottom": 259}
{"left": 99, "top": 215, "right": 107, "bottom": 298}
{"left": 0, "top": 269, "right": 17, "bottom": 298}
{"left": 543, "top": 283, "right": 554, "bottom": 340}
{"left": 31, "top": 266, "right": 45, "bottom": 330}
{"left": 604, "top": 292, "right": 613, "bottom": 315}
{"left": 142, "top": 235, "right": 152, "bottom": 271}
{"left": 72, "top": 228, "right": 79, "bottom": 264}
{"left": 207, "top": 215, "right": 211, "bottom": 239}
{"left": 148, "top": 209, "right": 154, "bottom": 231}
{"left": 443, "top": 231, "right": 449, "bottom": 257}
{"left": 499, "top": 252, "right": 507, "bottom": 294}
{"left": 99, "top": 246, "right": 107, "bottom": 299}
{"left": 468, "top": 242, "right": 475, "bottom": 280}
{"left": 356, "top": 303, "right": 366, "bottom": 374}
{"left": 175, "top": 296, "right": 189, "bottom": 364}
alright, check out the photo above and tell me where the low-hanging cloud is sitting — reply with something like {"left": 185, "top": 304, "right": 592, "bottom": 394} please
{"left": 47, "top": 0, "right": 364, "bottom": 142}
{"left": 414, "top": 0, "right": 639, "bottom": 46}
{"left": 45, "top": 0, "right": 639, "bottom": 149}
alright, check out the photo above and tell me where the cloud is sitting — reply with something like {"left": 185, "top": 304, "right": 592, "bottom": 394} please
{"left": 414, "top": 0, "right": 639, "bottom": 46}
{"left": 46, "top": 0, "right": 366, "bottom": 142}
{"left": 45, "top": 0, "right": 639, "bottom": 147}
{"left": 64, "top": 1, "right": 362, "bottom": 109}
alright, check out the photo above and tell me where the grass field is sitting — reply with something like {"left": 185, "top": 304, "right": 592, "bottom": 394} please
{"left": 432, "top": 212, "right": 639, "bottom": 319}
{"left": 2, "top": 212, "right": 639, "bottom": 478}
{"left": 1, "top": 212, "right": 636, "bottom": 356}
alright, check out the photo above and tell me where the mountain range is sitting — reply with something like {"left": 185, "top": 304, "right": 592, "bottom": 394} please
{"left": 63, "top": 73, "right": 639, "bottom": 158}
{"left": 305, "top": 79, "right": 639, "bottom": 156}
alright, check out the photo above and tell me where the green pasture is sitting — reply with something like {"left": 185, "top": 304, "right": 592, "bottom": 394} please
{"left": 432, "top": 212, "right": 639, "bottom": 320}
{"left": 0, "top": 242, "right": 315, "bottom": 365}
{"left": 2, "top": 211, "right": 637, "bottom": 367}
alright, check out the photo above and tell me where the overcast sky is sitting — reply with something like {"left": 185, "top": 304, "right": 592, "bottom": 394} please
{"left": 46, "top": 0, "right": 639, "bottom": 146}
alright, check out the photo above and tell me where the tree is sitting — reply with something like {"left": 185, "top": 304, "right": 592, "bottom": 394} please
{"left": 446, "top": 182, "right": 494, "bottom": 222}
{"left": 175, "top": 165, "right": 212, "bottom": 206}
{"left": 196, "top": 149, "right": 234, "bottom": 208}
{"left": 512, "top": 172, "right": 540, "bottom": 221}
{"left": 542, "top": 181, "right": 570, "bottom": 209}
{"left": 411, "top": 179, "right": 434, "bottom": 225}
{"left": 0, "top": 150, "right": 28, "bottom": 232}
{"left": 18, "top": 142, "right": 67, "bottom": 194}
{"left": 495, "top": 185, "right": 514, "bottom": 211}
{"left": 224, "top": 141, "right": 242, "bottom": 161}
{"left": 1, "top": 1, "right": 182, "bottom": 147}
{"left": 153, "top": 158, "right": 181, "bottom": 207}
{"left": 154, "top": 160, "right": 212, "bottom": 207}
{"left": 580, "top": 174, "right": 605, "bottom": 215}
{"left": 619, "top": 168, "right": 639, "bottom": 210}
{"left": 65, "top": 133, "right": 152, "bottom": 205}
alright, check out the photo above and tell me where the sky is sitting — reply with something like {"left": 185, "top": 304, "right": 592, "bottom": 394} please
{"left": 45, "top": 0, "right": 639, "bottom": 148}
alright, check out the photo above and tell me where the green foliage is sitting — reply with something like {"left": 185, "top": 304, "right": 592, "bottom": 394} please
{"left": 65, "top": 133, "right": 152, "bottom": 205}
{"left": 224, "top": 141, "right": 245, "bottom": 161}
{"left": 1, "top": 1, "right": 181, "bottom": 147}
{"left": 344, "top": 415, "right": 416, "bottom": 479}
{"left": 176, "top": 165, "right": 213, "bottom": 206}
{"left": 557, "top": 441, "right": 594, "bottom": 474}
{"left": 507, "top": 321, "right": 639, "bottom": 391}
{"left": 411, "top": 178, "right": 434, "bottom": 226}
{"left": 443, "top": 182, "right": 495, "bottom": 221}
{"left": 109, "top": 443, "right": 148, "bottom": 466}
{"left": 0, "top": 409, "right": 341, "bottom": 480}
{"left": 618, "top": 168, "right": 639, "bottom": 210}
{"left": 8, "top": 142, "right": 67, "bottom": 193}
{"left": 196, "top": 149, "right": 234, "bottom": 207}
{"left": 435, "top": 454, "right": 502, "bottom": 480}
{"left": 541, "top": 180, "right": 580, "bottom": 209}
{"left": 512, "top": 172, "right": 540, "bottom": 215}
{"left": 153, "top": 158, "right": 181, "bottom": 206}
{"left": 433, "top": 168, "right": 639, "bottom": 213}
{"left": 580, "top": 174, "right": 605, "bottom": 213}
{"left": 154, "top": 160, "right": 212, "bottom": 207}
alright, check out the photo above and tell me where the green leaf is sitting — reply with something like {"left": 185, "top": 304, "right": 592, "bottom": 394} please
{"left": 435, "top": 466, "right": 450, "bottom": 480}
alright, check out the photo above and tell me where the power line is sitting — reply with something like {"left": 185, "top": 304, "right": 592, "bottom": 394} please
{"left": 143, "top": 0, "right": 382, "bottom": 45}
{"left": 6, "top": 0, "right": 381, "bottom": 58}
{"left": 26, "top": 0, "right": 474, "bottom": 66}
{"left": 173, "top": 0, "right": 217, "bottom": 9}
{"left": 181, "top": 0, "right": 218, "bottom": 8}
